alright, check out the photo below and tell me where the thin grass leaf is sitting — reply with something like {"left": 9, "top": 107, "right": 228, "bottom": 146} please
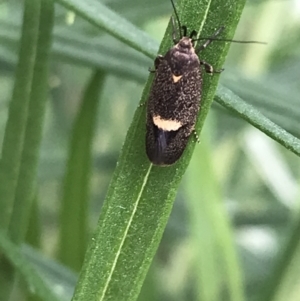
{"left": 185, "top": 127, "right": 244, "bottom": 301}
{"left": 215, "top": 85, "right": 300, "bottom": 157}
{"left": 51, "top": 36, "right": 149, "bottom": 82}
{"left": 58, "top": 71, "right": 105, "bottom": 272}
{"left": 221, "top": 73, "right": 300, "bottom": 138}
{"left": 272, "top": 247, "right": 300, "bottom": 301}
{"left": 0, "top": 2, "right": 53, "bottom": 299}
{"left": 0, "top": 46, "right": 16, "bottom": 64}
{"left": 137, "top": 266, "right": 158, "bottom": 301}
{"left": 0, "top": 0, "right": 40, "bottom": 231}
{"left": 71, "top": 1, "right": 247, "bottom": 301}
{"left": 25, "top": 196, "right": 42, "bottom": 249}
{"left": 185, "top": 131, "right": 222, "bottom": 301}
{"left": 54, "top": 0, "right": 158, "bottom": 58}
{"left": 0, "top": 21, "right": 151, "bottom": 83}
{"left": 8, "top": 0, "right": 54, "bottom": 245}
{"left": 0, "top": 231, "right": 60, "bottom": 301}
{"left": 23, "top": 245, "right": 78, "bottom": 301}
{"left": 258, "top": 212, "right": 300, "bottom": 301}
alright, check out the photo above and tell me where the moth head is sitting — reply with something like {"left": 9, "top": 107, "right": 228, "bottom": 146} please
{"left": 176, "top": 37, "right": 195, "bottom": 54}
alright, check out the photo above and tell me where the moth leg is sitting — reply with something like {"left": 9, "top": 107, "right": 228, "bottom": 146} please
{"left": 192, "top": 130, "right": 200, "bottom": 144}
{"left": 138, "top": 102, "right": 147, "bottom": 108}
{"left": 154, "top": 55, "right": 164, "bottom": 68}
{"left": 200, "top": 60, "right": 224, "bottom": 74}
{"left": 196, "top": 26, "right": 225, "bottom": 52}
{"left": 148, "top": 55, "right": 164, "bottom": 73}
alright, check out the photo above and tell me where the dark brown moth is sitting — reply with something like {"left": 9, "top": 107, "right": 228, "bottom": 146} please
{"left": 146, "top": 0, "right": 223, "bottom": 166}
{"left": 145, "top": 1, "right": 265, "bottom": 166}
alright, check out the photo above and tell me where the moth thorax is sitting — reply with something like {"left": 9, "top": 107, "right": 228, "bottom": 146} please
{"left": 176, "top": 37, "right": 195, "bottom": 54}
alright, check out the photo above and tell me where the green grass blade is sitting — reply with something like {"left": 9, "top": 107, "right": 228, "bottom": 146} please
{"left": 25, "top": 195, "right": 42, "bottom": 249}
{"left": 215, "top": 85, "right": 300, "bottom": 157}
{"left": 185, "top": 131, "right": 222, "bottom": 301}
{"left": 0, "top": 0, "right": 40, "bottom": 231}
{"left": 0, "top": 230, "right": 60, "bottom": 301}
{"left": 71, "top": 0, "right": 247, "bottom": 300}
{"left": 186, "top": 127, "right": 244, "bottom": 301}
{"left": 258, "top": 213, "right": 300, "bottom": 301}
{"left": 221, "top": 74, "right": 300, "bottom": 138}
{"left": 23, "top": 245, "right": 77, "bottom": 301}
{"left": 54, "top": 0, "right": 158, "bottom": 58}
{"left": 8, "top": 0, "right": 54, "bottom": 245}
{"left": 58, "top": 71, "right": 105, "bottom": 271}
{"left": 0, "top": 21, "right": 152, "bottom": 83}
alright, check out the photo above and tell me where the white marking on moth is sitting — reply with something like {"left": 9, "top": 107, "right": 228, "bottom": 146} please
{"left": 172, "top": 74, "right": 182, "bottom": 83}
{"left": 153, "top": 115, "right": 182, "bottom": 131}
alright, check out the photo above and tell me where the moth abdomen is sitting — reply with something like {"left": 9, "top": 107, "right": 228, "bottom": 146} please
{"left": 146, "top": 117, "right": 191, "bottom": 166}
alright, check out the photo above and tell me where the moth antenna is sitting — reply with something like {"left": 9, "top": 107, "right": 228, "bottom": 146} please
{"left": 194, "top": 37, "right": 267, "bottom": 45}
{"left": 170, "top": 0, "right": 182, "bottom": 38}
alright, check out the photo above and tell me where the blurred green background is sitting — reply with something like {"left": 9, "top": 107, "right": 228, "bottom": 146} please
{"left": 0, "top": 0, "right": 299, "bottom": 300}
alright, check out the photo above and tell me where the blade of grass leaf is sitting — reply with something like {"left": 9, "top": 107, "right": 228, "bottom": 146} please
{"left": 258, "top": 212, "right": 300, "bottom": 301}
{"left": 54, "top": 0, "right": 158, "bottom": 58}
{"left": 215, "top": 85, "right": 300, "bottom": 157}
{"left": 185, "top": 126, "right": 244, "bottom": 301}
{"left": 23, "top": 245, "right": 78, "bottom": 301}
{"left": 0, "top": 21, "right": 151, "bottom": 83}
{"left": 58, "top": 71, "right": 105, "bottom": 272}
{"left": 0, "top": 46, "right": 16, "bottom": 65}
{"left": 272, "top": 247, "right": 300, "bottom": 301}
{"left": 25, "top": 195, "right": 42, "bottom": 249}
{"left": 185, "top": 131, "right": 222, "bottom": 301}
{"left": 221, "top": 74, "right": 300, "bottom": 138}
{"left": 0, "top": 1, "right": 41, "bottom": 298}
{"left": 71, "top": 1, "right": 247, "bottom": 301}
{"left": 0, "top": 0, "right": 40, "bottom": 231}
{"left": 137, "top": 266, "right": 158, "bottom": 301}
{"left": 0, "top": 231, "right": 60, "bottom": 301}
{"left": 0, "top": 1, "right": 53, "bottom": 299}
{"left": 54, "top": 38, "right": 149, "bottom": 80}
{"left": 8, "top": 0, "right": 54, "bottom": 245}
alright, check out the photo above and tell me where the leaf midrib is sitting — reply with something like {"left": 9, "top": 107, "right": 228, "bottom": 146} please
{"left": 98, "top": 164, "right": 153, "bottom": 300}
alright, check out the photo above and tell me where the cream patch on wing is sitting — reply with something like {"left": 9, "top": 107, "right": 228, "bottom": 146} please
{"left": 153, "top": 115, "right": 182, "bottom": 131}
{"left": 172, "top": 74, "right": 182, "bottom": 83}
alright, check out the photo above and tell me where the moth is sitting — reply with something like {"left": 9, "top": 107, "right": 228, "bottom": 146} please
{"left": 145, "top": 1, "right": 264, "bottom": 166}
{"left": 145, "top": 0, "right": 223, "bottom": 166}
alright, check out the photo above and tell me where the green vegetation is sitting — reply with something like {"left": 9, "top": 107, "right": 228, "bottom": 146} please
{"left": 0, "top": 0, "right": 299, "bottom": 301}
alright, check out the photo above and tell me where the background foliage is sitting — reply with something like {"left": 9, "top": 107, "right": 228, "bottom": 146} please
{"left": 0, "top": 0, "right": 299, "bottom": 301}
